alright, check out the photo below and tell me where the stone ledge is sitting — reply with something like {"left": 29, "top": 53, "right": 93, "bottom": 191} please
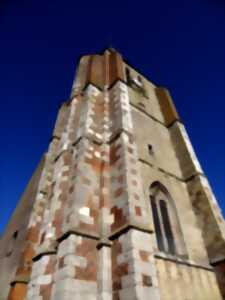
{"left": 109, "top": 223, "right": 153, "bottom": 241}
{"left": 57, "top": 229, "right": 100, "bottom": 244}
{"left": 107, "top": 78, "right": 127, "bottom": 91}
{"left": 107, "top": 128, "right": 133, "bottom": 145}
{"left": 10, "top": 277, "right": 29, "bottom": 286}
{"left": 82, "top": 82, "right": 103, "bottom": 93}
{"left": 210, "top": 256, "right": 225, "bottom": 266}
{"left": 33, "top": 250, "right": 57, "bottom": 262}
{"left": 96, "top": 239, "right": 112, "bottom": 250}
{"left": 139, "top": 158, "right": 206, "bottom": 184}
{"left": 155, "top": 252, "right": 213, "bottom": 271}
{"left": 131, "top": 102, "right": 166, "bottom": 128}
{"left": 54, "top": 148, "right": 73, "bottom": 163}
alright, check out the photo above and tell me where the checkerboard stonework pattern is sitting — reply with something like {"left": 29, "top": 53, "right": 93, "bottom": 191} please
{"left": 0, "top": 49, "right": 225, "bottom": 300}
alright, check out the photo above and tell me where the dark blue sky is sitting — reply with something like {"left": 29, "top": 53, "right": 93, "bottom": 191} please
{"left": 0, "top": 0, "right": 224, "bottom": 233}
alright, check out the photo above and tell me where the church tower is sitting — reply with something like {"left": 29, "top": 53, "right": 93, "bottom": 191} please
{"left": 0, "top": 49, "right": 225, "bottom": 300}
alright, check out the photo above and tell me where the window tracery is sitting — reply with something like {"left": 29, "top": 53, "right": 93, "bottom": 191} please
{"left": 150, "top": 181, "right": 187, "bottom": 258}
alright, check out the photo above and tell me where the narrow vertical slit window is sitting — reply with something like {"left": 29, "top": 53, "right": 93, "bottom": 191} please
{"left": 148, "top": 144, "right": 154, "bottom": 155}
{"left": 125, "top": 67, "right": 131, "bottom": 84}
{"left": 13, "top": 231, "right": 18, "bottom": 239}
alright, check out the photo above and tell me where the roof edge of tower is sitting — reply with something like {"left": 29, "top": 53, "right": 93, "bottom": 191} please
{"left": 75, "top": 47, "right": 121, "bottom": 62}
{"left": 75, "top": 48, "right": 158, "bottom": 89}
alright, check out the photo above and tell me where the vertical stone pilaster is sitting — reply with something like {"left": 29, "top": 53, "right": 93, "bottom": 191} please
{"left": 97, "top": 245, "right": 112, "bottom": 300}
{"left": 111, "top": 229, "right": 160, "bottom": 300}
{"left": 51, "top": 234, "right": 99, "bottom": 300}
{"left": 104, "top": 81, "right": 159, "bottom": 299}
{"left": 26, "top": 254, "right": 56, "bottom": 300}
{"left": 7, "top": 283, "right": 27, "bottom": 300}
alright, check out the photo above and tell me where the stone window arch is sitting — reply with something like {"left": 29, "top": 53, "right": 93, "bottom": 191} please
{"left": 150, "top": 181, "right": 187, "bottom": 258}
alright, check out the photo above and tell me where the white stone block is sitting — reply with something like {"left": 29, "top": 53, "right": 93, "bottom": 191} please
{"left": 53, "top": 265, "right": 75, "bottom": 281}
{"left": 64, "top": 254, "right": 87, "bottom": 268}
{"left": 33, "top": 274, "right": 52, "bottom": 285}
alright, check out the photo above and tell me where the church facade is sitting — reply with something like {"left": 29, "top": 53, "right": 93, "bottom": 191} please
{"left": 0, "top": 49, "right": 225, "bottom": 300}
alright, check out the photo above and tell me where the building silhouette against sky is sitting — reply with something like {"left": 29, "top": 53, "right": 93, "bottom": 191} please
{"left": 0, "top": 49, "right": 225, "bottom": 300}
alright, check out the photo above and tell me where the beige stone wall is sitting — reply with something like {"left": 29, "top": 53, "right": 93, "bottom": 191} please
{"left": 127, "top": 62, "right": 224, "bottom": 298}
{"left": 125, "top": 64, "right": 166, "bottom": 125}
{"left": 131, "top": 107, "right": 183, "bottom": 178}
{"left": 156, "top": 257, "right": 222, "bottom": 300}
{"left": 130, "top": 94, "right": 213, "bottom": 264}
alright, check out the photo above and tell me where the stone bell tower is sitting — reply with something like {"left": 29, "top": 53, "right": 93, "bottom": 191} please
{"left": 0, "top": 48, "right": 225, "bottom": 300}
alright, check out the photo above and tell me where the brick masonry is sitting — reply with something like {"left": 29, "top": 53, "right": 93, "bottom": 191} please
{"left": 0, "top": 48, "right": 224, "bottom": 300}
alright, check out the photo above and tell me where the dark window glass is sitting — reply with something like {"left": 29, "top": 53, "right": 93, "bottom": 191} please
{"left": 160, "top": 200, "right": 176, "bottom": 255}
{"left": 13, "top": 231, "right": 18, "bottom": 239}
{"left": 126, "top": 67, "right": 131, "bottom": 83}
{"left": 150, "top": 196, "right": 165, "bottom": 252}
{"left": 137, "top": 75, "right": 142, "bottom": 82}
{"left": 148, "top": 144, "right": 154, "bottom": 155}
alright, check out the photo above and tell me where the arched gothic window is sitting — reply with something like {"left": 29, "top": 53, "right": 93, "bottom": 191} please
{"left": 150, "top": 181, "right": 187, "bottom": 257}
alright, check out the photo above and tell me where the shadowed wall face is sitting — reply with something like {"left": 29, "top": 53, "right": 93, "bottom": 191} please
{"left": 0, "top": 157, "right": 45, "bottom": 300}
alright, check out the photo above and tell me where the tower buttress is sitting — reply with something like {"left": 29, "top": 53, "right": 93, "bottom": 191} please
{"left": 1, "top": 49, "right": 224, "bottom": 300}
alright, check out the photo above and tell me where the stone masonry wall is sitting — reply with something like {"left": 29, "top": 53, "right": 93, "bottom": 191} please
{"left": 0, "top": 157, "right": 45, "bottom": 300}
{"left": 1, "top": 49, "right": 224, "bottom": 300}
